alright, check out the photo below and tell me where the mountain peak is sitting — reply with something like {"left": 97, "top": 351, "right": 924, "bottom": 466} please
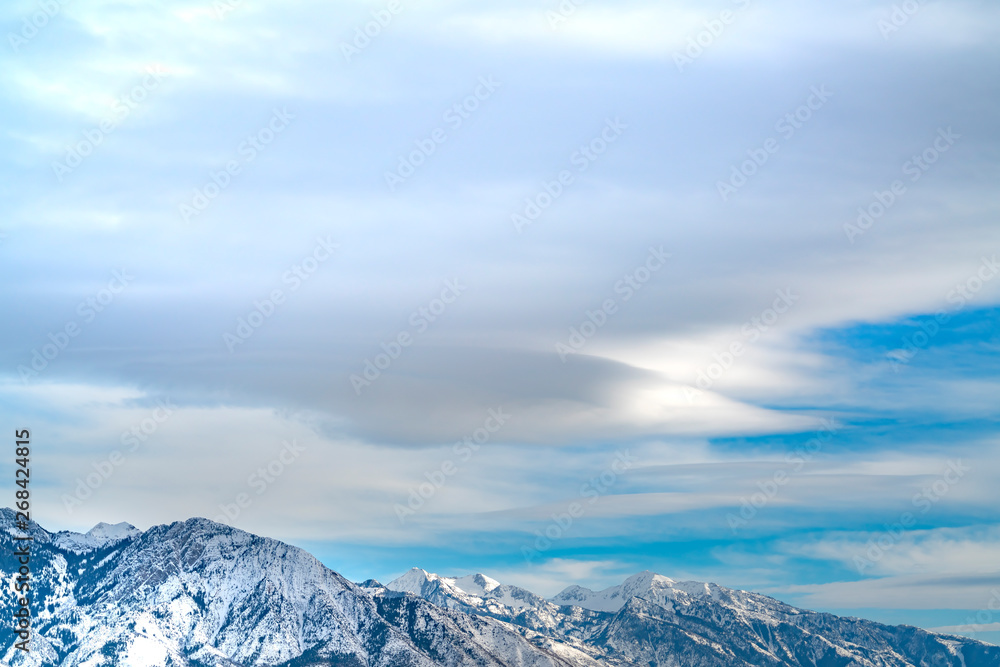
{"left": 551, "top": 570, "right": 715, "bottom": 612}
{"left": 53, "top": 521, "right": 141, "bottom": 554}
{"left": 386, "top": 567, "right": 440, "bottom": 597}
{"left": 3, "top": 516, "right": 995, "bottom": 667}
{"left": 86, "top": 521, "right": 140, "bottom": 540}
{"left": 451, "top": 572, "right": 502, "bottom": 596}
{"left": 622, "top": 570, "right": 675, "bottom": 587}
{"left": 388, "top": 568, "right": 504, "bottom": 599}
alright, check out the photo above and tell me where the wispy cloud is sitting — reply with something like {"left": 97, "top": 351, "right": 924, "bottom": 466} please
{"left": 1, "top": 0, "right": 998, "bottom": 632}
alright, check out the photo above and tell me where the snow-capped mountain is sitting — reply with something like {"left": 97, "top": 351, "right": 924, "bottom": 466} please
{"left": 387, "top": 568, "right": 552, "bottom": 613}
{"left": 384, "top": 567, "right": 606, "bottom": 643}
{"left": 1, "top": 509, "right": 997, "bottom": 667}
{"left": 550, "top": 571, "right": 715, "bottom": 612}
{"left": 0, "top": 510, "right": 594, "bottom": 667}
{"left": 51, "top": 521, "right": 142, "bottom": 554}
{"left": 387, "top": 568, "right": 1000, "bottom": 666}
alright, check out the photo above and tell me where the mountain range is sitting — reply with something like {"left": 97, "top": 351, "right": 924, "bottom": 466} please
{"left": 1, "top": 509, "right": 997, "bottom": 666}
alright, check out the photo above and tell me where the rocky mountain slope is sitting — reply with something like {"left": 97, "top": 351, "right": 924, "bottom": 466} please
{"left": 1, "top": 510, "right": 997, "bottom": 666}
{"left": 0, "top": 510, "right": 593, "bottom": 667}
{"left": 386, "top": 568, "right": 1000, "bottom": 666}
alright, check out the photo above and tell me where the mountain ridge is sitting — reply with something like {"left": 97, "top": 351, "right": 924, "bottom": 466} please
{"left": 1, "top": 510, "right": 996, "bottom": 667}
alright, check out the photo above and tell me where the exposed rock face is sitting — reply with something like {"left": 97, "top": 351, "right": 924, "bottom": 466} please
{"left": 1, "top": 510, "right": 997, "bottom": 666}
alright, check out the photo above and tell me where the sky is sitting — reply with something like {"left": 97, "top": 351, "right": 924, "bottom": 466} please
{"left": 1, "top": 0, "right": 999, "bottom": 645}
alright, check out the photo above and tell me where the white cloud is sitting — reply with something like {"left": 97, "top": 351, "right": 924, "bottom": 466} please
{"left": 486, "top": 558, "right": 629, "bottom": 598}
{"left": 787, "top": 526, "right": 1000, "bottom": 580}
{"left": 1, "top": 0, "right": 999, "bottom": 618}
{"left": 779, "top": 573, "right": 1000, "bottom": 610}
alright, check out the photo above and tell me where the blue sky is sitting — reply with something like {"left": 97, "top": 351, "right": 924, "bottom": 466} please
{"left": 2, "top": 0, "right": 999, "bottom": 644}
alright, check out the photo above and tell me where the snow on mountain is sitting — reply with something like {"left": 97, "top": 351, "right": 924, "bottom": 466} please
{"left": 387, "top": 567, "right": 453, "bottom": 599}
{"left": 51, "top": 521, "right": 141, "bottom": 554}
{"left": 550, "top": 570, "right": 718, "bottom": 612}
{"left": 0, "top": 509, "right": 141, "bottom": 555}
{"left": 357, "top": 578, "right": 385, "bottom": 594}
{"left": 2, "top": 509, "right": 998, "bottom": 667}
{"left": 453, "top": 572, "right": 502, "bottom": 596}
{"left": 0, "top": 511, "right": 587, "bottom": 667}
{"left": 393, "top": 566, "right": 1000, "bottom": 667}
{"left": 387, "top": 567, "right": 549, "bottom": 613}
